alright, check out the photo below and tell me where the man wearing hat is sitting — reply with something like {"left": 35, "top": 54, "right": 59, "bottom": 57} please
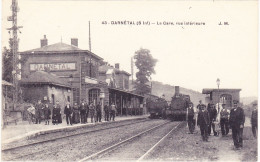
{"left": 104, "top": 102, "right": 110, "bottom": 121}
{"left": 251, "top": 103, "right": 258, "bottom": 138}
{"left": 197, "top": 104, "right": 210, "bottom": 141}
{"left": 220, "top": 103, "right": 230, "bottom": 136}
{"left": 197, "top": 100, "right": 205, "bottom": 111}
{"left": 229, "top": 100, "right": 245, "bottom": 149}
{"left": 187, "top": 102, "right": 195, "bottom": 134}
{"left": 207, "top": 102, "right": 218, "bottom": 136}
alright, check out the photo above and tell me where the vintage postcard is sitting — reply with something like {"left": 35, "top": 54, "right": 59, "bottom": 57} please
{"left": 1, "top": 0, "right": 258, "bottom": 161}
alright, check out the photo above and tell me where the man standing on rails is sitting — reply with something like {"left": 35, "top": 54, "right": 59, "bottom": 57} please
{"left": 208, "top": 103, "right": 218, "bottom": 136}
{"left": 220, "top": 103, "right": 230, "bottom": 136}
{"left": 229, "top": 100, "right": 245, "bottom": 149}
{"left": 251, "top": 103, "right": 257, "bottom": 138}
{"left": 187, "top": 102, "right": 195, "bottom": 134}
{"left": 197, "top": 100, "right": 204, "bottom": 111}
{"left": 197, "top": 105, "right": 210, "bottom": 142}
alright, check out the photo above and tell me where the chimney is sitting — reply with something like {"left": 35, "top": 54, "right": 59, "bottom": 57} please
{"left": 40, "top": 35, "right": 48, "bottom": 47}
{"left": 71, "top": 38, "right": 78, "bottom": 47}
{"left": 175, "top": 86, "right": 180, "bottom": 96}
{"left": 115, "top": 63, "right": 120, "bottom": 69}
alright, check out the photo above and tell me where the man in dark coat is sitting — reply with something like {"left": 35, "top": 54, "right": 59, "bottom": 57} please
{"left": 35, "top": 100, "right": 43, "bottom": 124}
{"left": 197, "top": 105, "right": 210, "bottom": 141}
{"left": 85, "top": 101, "right": 89, "bottom": 123}
{"left": 187, "top": 102, "right": 195, "bottom": 134}
{"left": 220, "top": 103, "right": 230, "bottom": 136}
{"left": 229, "top": 100, "right": 245, "bottom": 149}
{"left": 104, "top": 102, "right": 110, "bottom": 121}
{"left": 80, "top": 101, "right": 87, "bottom": 124}
{"left": 43, "top": 103, "right": 51, "bottom": 125}
{"left": 89, "top": 102, "right": 95, "bottom": 123}
{"left": 197, "top": 100, "right": 204, "bottom": 111}
{"left": 110, "top": 103, "right": 117, "bottom": 121}
{"left": 64, "top": 102, "right": 73, "bottom": 125}
{"left": 208, "top": 103, "right": 218, "bottom": 136}
{"left": 251, "top": 103, "right": 257, "bottom": 138}
{"left": 96, "top": 102, "right": 102, "bottom": 122}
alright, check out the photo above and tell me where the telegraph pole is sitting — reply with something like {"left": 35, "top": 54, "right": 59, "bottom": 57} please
{"left": 7, "top": 0, "right": 22, "bottom": 108}
{"left": 89, "top": 21, "right": 92, "bottom": 78}
{"left": 131, "top": 57, "right": 134, "bottom": 86}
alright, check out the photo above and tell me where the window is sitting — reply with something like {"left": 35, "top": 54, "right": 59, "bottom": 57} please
{"left": 89, "top": 89, "right": 100, "bottom": 105}
{"left": 67, "top": 96, "right": 70, "bottom": 102}
{"left": 124, "top": 78, "right": 129, "bottom": 89}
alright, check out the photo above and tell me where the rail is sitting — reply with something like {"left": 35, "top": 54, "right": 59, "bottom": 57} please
{"left": 78, "top": 121, "right": 176, "bottom": 162}
{"left": 2, "top": 118, "right": 149, "bottom": 152}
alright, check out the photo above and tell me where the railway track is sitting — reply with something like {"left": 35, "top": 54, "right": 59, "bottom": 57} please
{"left": 78, "top": 121, "right": 184, "bottom": 161}
{"left": 2, "top": 118, "right": 153, "bottom": 161}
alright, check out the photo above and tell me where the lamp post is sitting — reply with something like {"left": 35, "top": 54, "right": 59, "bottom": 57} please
{"left": 69, "top": 74, "right": 73, "bottom": 104}
{"left": 69, "top": 74, "right": 73, "bottom": 86}
{"left": 216, "top": 78, "right": 220, "bottom": 112}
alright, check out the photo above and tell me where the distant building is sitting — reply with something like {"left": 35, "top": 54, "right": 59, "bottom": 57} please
{"left": 99, "top": 63, "right": 144, "bottom": 115}
{"left": 202, "top": 88, "right": 241, "bottom": 108}
{"left": 99, "top": 63, "right": 130, "bottom": 90}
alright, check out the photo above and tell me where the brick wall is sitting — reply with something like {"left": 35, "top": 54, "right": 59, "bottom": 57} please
{"left": 21, "top": 52, "right": 101, "bottom": 105}
{"left": 22, "top": 84, "right": 48, "bottom": 103}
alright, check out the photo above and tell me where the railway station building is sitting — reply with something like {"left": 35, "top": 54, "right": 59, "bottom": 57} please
{"left": 202, "top": 88, "right": 241, "bottom": 108}
{"left": 20, "top": 35, "right": 144, "bottom": 116}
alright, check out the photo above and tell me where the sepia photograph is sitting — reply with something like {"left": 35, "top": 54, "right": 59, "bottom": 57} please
{"left": 1, "top": 0, "right": 258, "bottom": 161}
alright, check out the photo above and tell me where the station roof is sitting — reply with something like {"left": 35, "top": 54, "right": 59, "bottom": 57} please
{"left": 21, "top": 71, "right": 71, "bottom": 88}
{"left": 202, "top": 88, "right": 241, "bottom": 94}
{"left": 19, "top": 42, "right": 103, "bottom": 60}
{"left": 2, "top": 80, "right": 13, "bottom": 86}
{"left": 109, "top": 87, "right": 144, "bottom": 98}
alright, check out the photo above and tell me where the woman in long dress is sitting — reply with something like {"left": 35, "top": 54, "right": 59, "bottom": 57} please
{"left": 52, "top": 101, "right": 61, "bottom": 125}
{"left": 72, "top": 103, "right": 80, "bottom": 124}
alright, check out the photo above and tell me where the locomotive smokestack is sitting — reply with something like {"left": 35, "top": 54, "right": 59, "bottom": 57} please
{"left": 175, "top": 86, "right": 180, "bottom": 96}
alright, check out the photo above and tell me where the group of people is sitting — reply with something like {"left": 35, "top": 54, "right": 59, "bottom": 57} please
{"left": 186, "top": 100, "right": 257, "bottom": 150}
{"left": 27, "top": 99, "right": 118, "bottom": 126}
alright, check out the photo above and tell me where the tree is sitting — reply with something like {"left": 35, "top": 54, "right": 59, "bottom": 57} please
{"left": 134, "top": 48, "right": 157, "bottom": 95}
{"left": 2, "top": 39, "right": 13, "bottom": 83}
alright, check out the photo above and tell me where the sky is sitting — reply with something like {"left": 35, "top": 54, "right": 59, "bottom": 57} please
{"left": 1, "top": 0, "right": 258, "bottom": 97}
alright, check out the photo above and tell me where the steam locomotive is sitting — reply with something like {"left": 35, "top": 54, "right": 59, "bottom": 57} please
{"left": 147, "top": 86, "right": 191, "bottom": 121}
{"left": 166, "top": 86, "right": 191, "bottom": 121}
{"left": 146, "top": 97, "right": 168, "bottom": 119}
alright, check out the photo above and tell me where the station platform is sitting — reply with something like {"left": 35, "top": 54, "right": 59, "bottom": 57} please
{"left": 2, "top": 115, "right": 149, "bottom": 145}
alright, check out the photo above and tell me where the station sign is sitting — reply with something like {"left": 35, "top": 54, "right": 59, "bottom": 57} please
{"left": 30, "top": 63, "right": 76, "bottom": 71}
{"left": 85, "top": 76, "right": 98, "bottom": 84}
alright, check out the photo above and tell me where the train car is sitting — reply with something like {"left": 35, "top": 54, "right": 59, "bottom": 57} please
{"left": 166, "top": 86, "right": 191, "bottom": 121}
{"left": 147, "top": 97, "right": 168, "bottom": 119}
